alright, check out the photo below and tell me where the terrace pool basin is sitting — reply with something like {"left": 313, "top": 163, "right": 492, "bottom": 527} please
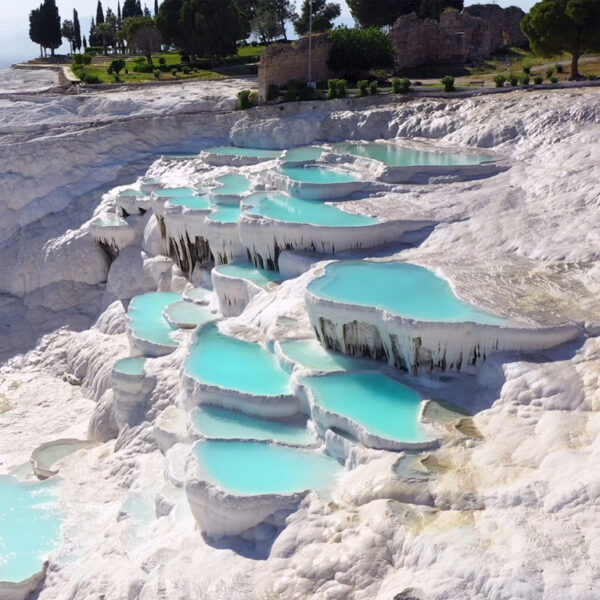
{"left": 280, "top": 166, "right": 359, "bottom": 184}
{"left": 186, "top": 324, "right": 290, "bottom": 396}
{"left": 113, "top": 356, "right": 146, "bottom": 376}
{"left": 336, "top": 142, "right": 493, "bottom": 166}
{"left": 0, "top": 475, "right": 61, "bottom": 583}
{"left": 308, "top": 261, "right": 507, "bottom": 325}
{"left": 208, "top": 205, "right": 242, "bottom": 223}
{"left": 168, "top": 194, "right": 212, "bottom": 210}
{"left": 183, "top": 287, "right": 211, "bottom": 303}
{"left": 163, "top": 300, "right": 216, "bottom": 328}
{"left": 205, "top": 146, "right": 282, "bottom": 159}
{"left": 192, "top": 406, "right": 314, "bottom": 445}
{"left": 128, "top": 292, "right": 181, "bottom": 348}
{"left": 193, "top": 440, "right": 340, "bottom": 495}
{"left": 279, "top": 339, "right": 357, "bottom": 372}
{"left": 154, "top": 187, "right": 198, "bottom": 198}
{"left": 282, "top": 146, "right": 325, "bottom": 163}
{"left": 304, "top": 372, "right": 428, "bottom": 443}
{"left": 212, "top": 174, "right": 251, "bottom": 196}
{"left": 213, "top": 263, "right": 281, "bottom": 289}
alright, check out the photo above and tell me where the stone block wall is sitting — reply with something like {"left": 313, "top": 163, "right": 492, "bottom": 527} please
{"left": 258, "top": 34, "right": 335, "bottom": 101}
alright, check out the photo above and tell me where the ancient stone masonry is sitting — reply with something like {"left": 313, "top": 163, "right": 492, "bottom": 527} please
{"left": 392, "top": 5, "right": 527, "bottom": 70}
{"left": 258, "top": 34, "right": 335, "bottom": 101}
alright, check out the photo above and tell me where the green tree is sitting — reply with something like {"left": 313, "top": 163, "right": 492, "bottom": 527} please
{"left": 328, "top": 26, "right": 394, "bottom": 76}
{"left": 29, "top": 8, "right": 44, "bottom": 57}
{"left": 156, "top": 0, "right": 185, "bottom": 48}
{"left": 252, "top": 0, "right": 283, "bottom": 43}
{"left": 61, "top": 20, "right": 75, "bottom": 53}
{"left": 155, "top": 0, "right": 160, "bottom": 14}
{"left": 521, "top": 0, "right": 600, "bottom": 79}
{"left": 73, "top": 9, "right": 82, "bottom": 51}
{"left": 124, "top": 16, "right": 162, "bottom": 63}
{"left": 96, "top": 1, "right": 105, "bottom": 24}
{"left": 94, "top": 22, "right": 116, "bottom": 53}
{"left": 123, "top": 0, "right": 144, "bottom": 18}
{"left": 347, "top": 0, "right": 418, "bottom": 27}
{"left": 294, "top": 0, "right": 341, "bottom": 35}
{"left": 39, "top": 0, "right": 62, "bottom": 56}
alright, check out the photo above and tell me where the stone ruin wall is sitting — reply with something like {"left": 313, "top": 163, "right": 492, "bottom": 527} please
{"left": 257, "top": 5, "right": 528, "bottom": 98}
{"left": 392, "top": 4, "right": 528, "bottom": 70}
{"left": 258, "top": 34, "right": 335, "bottom": 101}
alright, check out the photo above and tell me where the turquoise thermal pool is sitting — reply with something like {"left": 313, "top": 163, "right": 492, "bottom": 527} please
{"left": 0, "top": 475, "right": 61, "bottom": 583}
{"left": 183, "top": 287, "right": 211, "bottom": 303}
{"left": 336, "top": 142, "right": 493, "bottom": 166}
{"left": 304, "top": 372, "right": 428, "bottom": 442}
{"left": 154, "top": 187, "right": 198, "bottom": 198}
{"left": 208, "top": 204, "right": 242, "bottom": 223}
{"left": 192, "top": 406, "right": 314, "bottom": 445}
{"left": 168, "top": 194, "right": 212, "bottom": 210}
{"left": 279, "top": 339, "right": 358, "bottom": 372}
{"left": 308, "top": 261, "right": 508, "bottom": 325}
{"left": 186, "top": 324, "right": 290, "bottom": 396}
{"left": 280, "top": 166, "right": 359, "bottom": 184}
{"left": 212, "top": 174, "right": 251, "bottom": 196}
{"left": 119, "top": 189, "right": 143, "bottom": 197}
{"left": 128, "top": 292, "right": 181, "bottom": 348}
{"left": 113, "top": 356, "right": 146, "bottom": 376}
{"left": 163, "top": 300, "right": 216, "bottom": 327}
{"left": 194, "top": 440, "right": 340, "bottom": 495}
{"left": 92, "top": 215, "right": 128, "bottom": 227}
{"left": 283, "top": 146, "right": 325, "bottom": 162}
{"left": 205, "top": 146, "right": 282, "bottom": 159}
{"left": 247, "top": 192, "right": 378, "bottom": 226}
{"left": 214, "top": 263, "right": 281, "bottom": 289}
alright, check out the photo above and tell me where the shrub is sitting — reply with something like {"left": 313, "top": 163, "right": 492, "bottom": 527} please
{"left": 533, "top": 75, "right": 543, "bottom": 84}
{"left": 237, "top": 89, "right": 258, "bottom": 109}
{"left": 398, "top": 78, "right": 412, "bottom": 93}
{"left": 328, "top": 27, "right": 394, "bottom": 75}
{"left": 171, "top": 68, "right": 178, "bottom": 77}
{"left": 124, "top": 68, "right": 129, "bottom": 74}
{"left": 357, "top": 79, "right": 369, "bottom": 97}
{"left": 391, "top": 77, "right": 401, "bottom": 93}
{"left": 493, "top": 73, "right": 507, "bottom": 88}
{"left": 337, "top": 79, "right": 347, "bottom": 98}
{"left": 158, "top": 57, "right": 167, "bottom": 66}
{"left": 441, "top": 75, "right": 455, "bottom": 92}
{"left": 298, "top": 86, "right": 316, "bottom": 101}
{"left": 556, "top": 63, "right": 564, "bottom": 73}
{"left": 133, "top": 56, "right": 146, "bottom": 64}
{"left": 587, "top": 73, "right": 598, "bottom": 81}
{"left": 522, "top": 64, "right": 531, "bottom": 74}
{"left": 519, "top": 73, "right": 530, "bottom": 85}
{"left": 109, "top": 58, "right": 126, "bottom": 75}
{"left": 549, "top": 75, "right": 559, "bottom": 83}
{"left": 368, "top": 80, "right": 378, "bottom": 95}
{"left": 86, "top": 46, "right": 103, "bottom": 55}
{"left": 182, "top": 66, "right": 191, "bottom": 74}
{"left": 508, "top": 73, "right": 519, "bottom": 86}
{"left": 153, "top": 69, "right": 161, "bottom": 79}
{"left": 266, "top": 84, "right": 280, "bottom": 101}
{"left": 545, "top": 67, "right": 554, "bottom": 78}
{"left": 112, "top": 74, "right": 121, "bottom": 83}
{"left": 133, "top": 63, "right": 154, "bottom": 73}
{"left": 83, "top": 74, "right": 101, "bottom": 84}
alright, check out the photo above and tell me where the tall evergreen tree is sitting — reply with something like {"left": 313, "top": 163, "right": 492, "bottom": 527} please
{"left": 118, "top": 0, "right": 122, "bottom": 20}
{"left": 96, "top": 1, "right": 105, "bottom": 24}
{"left": 29, "top": 7, "right": 44, "bottom": 57}
{"left": 144, "top": 5, "right": 151, "bottom": 16}
{"left": 123, "top": 0, "right": 144, "bottom": 17}
{"left": 83, "top": 35, "right": 88, "bottom": 49}
{"left": 154, "top": 0, "right": 160, "bottom": 15}
{"left": 61, "top": 19, "right": 75, "bottom": 53}
{"left": 73, "top": 8, "right": 82, "bottom": 51}
{"left": 40, "top": 0, "right": 62, "bottom": 55}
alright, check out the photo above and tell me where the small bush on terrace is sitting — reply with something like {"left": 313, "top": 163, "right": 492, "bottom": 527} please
{"left": 108, "top": 58, "right": 126, "bottom": 75}
{"left": 238, "top": 89, "right": 258, "bottom": 109}
{"left": 493, "top": 73, "right": 507, "bottom": 88}
{"left": 441, "top": 75, "right": 455, "bottom": 92}
{"left": 368, "top": 80, "right": 378, "bottom": 95}
{"left": 522, "top": 64, "right": 531, "bottom": 75}
{"left": 549, "top": 75, "right": 559, "bottom": 83}
{"left": 83, "top": 74, "right": 101, "bottom": 84}
{"left": 327, "top": 79, "right": 347, "bottom": 99}
{"left": 391, "top": 78, "right": 411, "bottom": 93}
{"left": 266, "top": 84, "right": 280, "bottom": 101}
{"left": 556, "top": 63, "right": 564, "bottom": 73}
{"left": 508, "top": 73, "right": 519, "bottom": 86}
{"left": 545, "top": 67, "right": 554, "bottom": 78}
{"left": 357, "top": 80, "right": 369, "bottom": 97}
{"left": 588, "top": 73, "right": 598, "bottom": 81}
{"left": 533, "top": 75, "right": 543, "bottom": 84}
{"left": 519, "top": 73, "right": 530, "bottom": 86}
{"left": 154, "top": 69, "right": 161, "bottom": 79}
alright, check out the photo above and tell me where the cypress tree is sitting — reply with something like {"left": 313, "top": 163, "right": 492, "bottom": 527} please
{"left": 83, "top": 35, "right": 88, "bottom": 49}
{"left": 73, "top": 8, "right": 82, "bottom": 51}
{"left": 96, "top": 1, "right": 105, "bottom": 24}
{"left": 118, "top": 0, "right": 122, "bottom": 20}
{"left": 154, "top": 0, "right": 159, "bottom": 15}
{"left": 40, "top": 0, "right": 62, "bottom": 56}
{"left": 29, "top": 7, "right": 44, "bottom": 57}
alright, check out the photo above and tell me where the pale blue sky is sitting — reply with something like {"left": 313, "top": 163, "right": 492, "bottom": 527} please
{"left": 0, "top": 0, "right": 535, "bottom": 68}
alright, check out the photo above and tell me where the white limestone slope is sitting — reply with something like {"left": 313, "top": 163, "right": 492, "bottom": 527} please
{"left": 0, "top": 74, "right": 599, "bottom": 600}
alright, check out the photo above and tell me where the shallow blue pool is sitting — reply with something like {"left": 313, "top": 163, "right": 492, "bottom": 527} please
{"left": 336, "top": 142, "right": 493, "bottom": 166}
{"left": 113, "top": 356, "right": 146, "bottom": 376}
{"left": 279, "top": 339, "right": 357, "bottom": 372}
{"left": 169, "top": 194, "right": 212, "bottom": 210}
{"left": 154, "top": 187, "right": 198, "bottom": 198}
{"left": 0, "top": 475, "right": 61, "bottom": 583}
{"left": 212, "top": 174, "right": 251, "bottom": 196}
{"left": 186, "top": 323, "right": 290, "bottom": 396}
{"left": 214, "top": 263, "right": 281, "bottom": 289}
{"left": 308, "top": 261, "right": 507, "bottom": 325}
{"left": 163, "top": 300, "right": 216, "bottom": 327}
{"left": 192, "top": 406, "right": 314, "bottom": 444}
{"left": 208, "top": 204, "right": 242, "bottom": 223}
{"left": 247, "top": 192, "right": 378, "bottom": 227}
{"left": 280, "top": 166, "right": 359, "bottom": 184}
{"left": 304, "top": 372, "right": 428, "bottom": 442}
{"left": 194, "top": 440, "right": 340, "bottom": 495}
{"left": 283, "top": 146, "right": 325, "bottom": 162}
{"left": 205, "top": 146, "right": 282, "bottom": 158}
{"left": 128, "top": 292, "right": 181, "bottom": 347}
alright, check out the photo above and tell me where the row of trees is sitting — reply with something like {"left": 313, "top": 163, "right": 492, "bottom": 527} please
{"left": 346, "top": 0, "right": 463, "bottom": 27}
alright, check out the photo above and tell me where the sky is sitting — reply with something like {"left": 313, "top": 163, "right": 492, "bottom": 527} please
{"left": 0, "top": 0, "right": 536, "bottom": 69}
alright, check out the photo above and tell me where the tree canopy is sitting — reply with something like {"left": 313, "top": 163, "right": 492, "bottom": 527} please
{"left": 29, "top": 0, "right": 62, "bottom": 57}
{"left": 294, "top": 0, "right": 341, "bottom": 35}
{"left": 251, "top": 0, "right": 296, "bottom": 43}
{"left": 328, "top": 26, "right": 395, "bottom": 75}
{"left": 73, "top": 9, "right": 82, "bottom": 52}
{"left": 521, "top": 0, "right": 600, "bottom": 79}
{"left": 122, "top": 0, "right": 144, "bottom": 18}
